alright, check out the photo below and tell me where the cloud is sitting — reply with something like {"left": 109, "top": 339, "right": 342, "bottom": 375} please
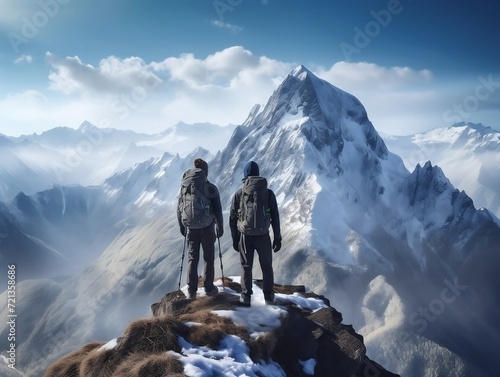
{"left": 312, "top": 61, "right": 444, "bottom": 135}
{"left": 151, "top": 46, "right": 267, "bottom": 87}
{"left": 0, "top": 89, "right": 104, "bottom": 135}
{"left": 0, "top": 48, "right": 290, "bottom": 135}
{"left": 45, "top": 52, "right": 162, "bottom": 95}
{"left": 211, "top": 19, "right": 243, "bottom": 32}
{"left": 316, "top": 61, "right": 432, "bottom": 90}
{"left": 150, "top": 46, "right": 294, "bottom": 126}
{"left": 11, "top": 47, "right": 292, "bottom": 133}
{"left": 2, "top": 47, "right": 489, "bottom": 137}
{"left": 14, "top": 54, "right": 32, "bottom": 64}
{"left": 0, "top": 90, "right": 47, "bottom": 121}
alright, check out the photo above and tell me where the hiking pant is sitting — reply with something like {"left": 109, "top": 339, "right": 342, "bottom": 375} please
{"left": 187, "top": 228, "right": 216, "bottom": 294}
{"left": 239, "top": 233, "right": 274, "bottom": 299}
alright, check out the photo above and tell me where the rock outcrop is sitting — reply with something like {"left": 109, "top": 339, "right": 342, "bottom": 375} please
{"left": 45, "top": 278, "right": 399, "bottom": 377}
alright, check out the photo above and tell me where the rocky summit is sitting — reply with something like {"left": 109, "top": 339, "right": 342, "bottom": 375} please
{"left": 44, "top": 278, "right": 399, "bottom": 377}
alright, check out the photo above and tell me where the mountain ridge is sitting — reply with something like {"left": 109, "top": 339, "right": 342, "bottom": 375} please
{"left": 0, "top": 121, "right": 236, "bottom": 202}
{"left": 383, "top": 121, "right": 500, "bottom": 218}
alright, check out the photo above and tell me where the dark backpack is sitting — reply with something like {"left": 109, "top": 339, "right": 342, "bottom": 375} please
{"left": 179, "top": 168, "right": 214, "bottom": 229}
{"left": 237, "top": 176, "right": 271, "bottom": 235}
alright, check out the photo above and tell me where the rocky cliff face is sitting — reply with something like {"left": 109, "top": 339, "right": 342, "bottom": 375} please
{"left": 44, "top": 279, "right": 399, "bottom": 377}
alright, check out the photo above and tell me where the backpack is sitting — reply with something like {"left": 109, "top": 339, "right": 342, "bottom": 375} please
{"left": 237, "top": 176, "right": 271, "bottom": 235}
{"left": 179, "top": 168, "right": 214, "bottom": 229}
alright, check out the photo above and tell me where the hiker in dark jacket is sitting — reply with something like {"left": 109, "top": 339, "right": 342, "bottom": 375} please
{"left": 177, "top": 158, "right": 223, "bottom": 299}
{"left": 229, "top": 161, "right": 281, "bottom": 306}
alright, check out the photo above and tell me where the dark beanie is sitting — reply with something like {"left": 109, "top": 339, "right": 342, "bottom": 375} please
{"left": 194, "top": 158, "right": 208, "bottom": 177}
{"left": 243, "top": 161, "right": 259, "bottom": 178}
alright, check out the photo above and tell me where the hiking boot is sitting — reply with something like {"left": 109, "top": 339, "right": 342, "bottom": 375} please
{"left": 239, "top": 293, "right": 251, "bottom": 306}
{"left": 264, "top": 292, "right": 275, "bottom": 305}
{"left": 187, "top": 291, "right": 196, "bottom": 299}
{"left": 205, "top": 286, "right": 219, "bottom": 296}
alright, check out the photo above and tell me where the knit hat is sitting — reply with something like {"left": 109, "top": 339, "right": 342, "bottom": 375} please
{"left": 194, "top": 158, "right": 208, "bottom": 177}
{"left": 243, "top": 161, "right": 259, "bottom": 178}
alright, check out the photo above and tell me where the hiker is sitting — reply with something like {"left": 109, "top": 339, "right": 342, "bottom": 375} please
{"left": 229, "top": 161, "right": 282, "bottom": 306}
{"left": 177, "top": 158, "right": 223, "bottom": 299}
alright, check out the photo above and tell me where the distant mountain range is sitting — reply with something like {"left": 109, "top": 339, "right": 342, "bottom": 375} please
{"left": 382, "top": 122, "right": 500, "bottom": 218}
{"left": 0, "top": 121, "right": 235, "bottom": 202}
{"left": 0, "top": 66, "right": 499, "bottom": 377}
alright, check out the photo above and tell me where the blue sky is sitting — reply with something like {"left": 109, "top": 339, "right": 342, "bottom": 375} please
{"left": 0, "top": 0, "right": 499, "bottom": 136}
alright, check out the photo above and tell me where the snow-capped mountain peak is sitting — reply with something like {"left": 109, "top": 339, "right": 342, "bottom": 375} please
{"left": 451, "top": 121, "right": 495, "bottom": 134}
{"left": 232, "top": 65, "right": 388, "bottom": 173}
{"left": 290, "top": 63, "right": 313, "bottom": 79}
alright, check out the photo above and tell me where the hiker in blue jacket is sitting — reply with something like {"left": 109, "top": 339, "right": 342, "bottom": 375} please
{"left": 229, "top": 161, "right": 281, "bottom": 306}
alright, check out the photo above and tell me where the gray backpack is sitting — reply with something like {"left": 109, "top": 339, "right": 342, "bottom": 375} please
{"left": 179, "top": 168, "right": 214, "bottom": 229}
{"left": 237, "top": 176, "right": 271, "bottom": 235}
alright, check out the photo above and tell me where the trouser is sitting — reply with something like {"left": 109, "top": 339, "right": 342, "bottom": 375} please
{"left": 239, "top": 233, "right": 274, "bottom": 299}
{"left": 187, "top": 228, "right": 216, "bottom": 294}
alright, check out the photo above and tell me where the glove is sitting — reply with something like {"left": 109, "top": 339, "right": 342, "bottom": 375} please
{"left": 273, "top": 240, "right": 281, "bottom": 252}
{"left": 233, "top": 240, "right": 240, "bottom": 252}
{"left": 216, "top": 226, "right": 224, "bottom": 238}
{"left": 180, "top": 226, "right": 186, "bottom": 237}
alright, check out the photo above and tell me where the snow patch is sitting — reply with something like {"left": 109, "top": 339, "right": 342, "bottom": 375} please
{"left": 172, "top": 335, "right": 286, "bottom": 377}
{"left": 99, "top": 338, "right": 118, "bottom": 351}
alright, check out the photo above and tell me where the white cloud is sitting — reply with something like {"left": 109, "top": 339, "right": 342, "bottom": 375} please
{"left": 314, "top": 61, "right": 442, "bottom": 135}
{"left": 46, "top": 52, "right": 162, "bottom": 95}
{"left": 151, "top": 47, "right": 294, "bottom": 126}
{"left": 211, "top": 19, "right": 243, "bottom": 32}
{"left": 14, "top": 54, "right": 32, "bottom": 64}
{"left": 0, "top": 90, "right": 47, "bottom": 121}
{"left": 316, "top": 61, "right": 432, "bottom": 90}
{"left": 151, "top": 46, "right": 266, "bottom": 87}
{"left": 0, "top": 90, "right": 103, "bottom": 135}
{"left": 1, "top": 47, "right": 293, "bottom": 134}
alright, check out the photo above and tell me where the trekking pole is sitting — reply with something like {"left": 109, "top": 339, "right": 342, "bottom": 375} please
{"left": 217, "top": 234, "right": 225, "bottom": 291}
{"left": 214, "top": 219, "right": 225, "bottom": 290}
{"left": 177, "top": 234, "right": 187, "bottom": 298}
